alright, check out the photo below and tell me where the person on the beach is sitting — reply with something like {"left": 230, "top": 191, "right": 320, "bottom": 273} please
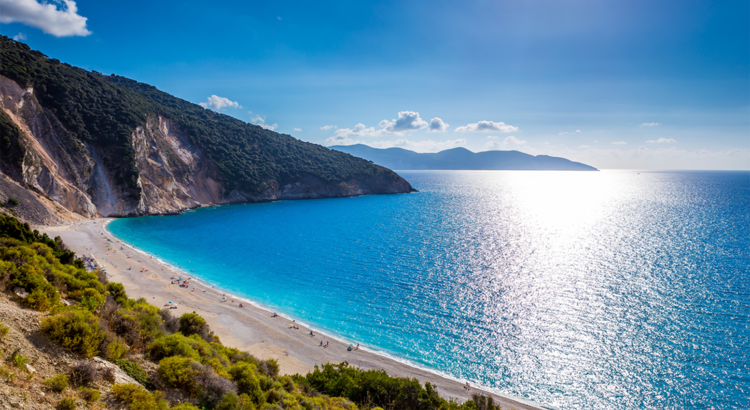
{"left": 319, "top": 341, "right": 323, "bottom": 346}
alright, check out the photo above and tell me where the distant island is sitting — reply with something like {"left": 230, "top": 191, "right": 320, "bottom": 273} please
{"left": 331, "top": 144, "right": 598, "bottom": 171}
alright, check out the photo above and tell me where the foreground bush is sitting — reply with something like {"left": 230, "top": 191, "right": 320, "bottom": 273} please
{"left": 115, "top": 359, "right": 153, "bottom": 390}
{"left": 41, "top": 308, "right": 105, "bottom": 357}
{"left": 56, "top": 398, "right": 76, "bottom": 410}
{"left": 79, "top": 386, "right": 100, "bottom": 403}
{"left": 0, "top": 322, "right": 8, "bottom": 339}
{"left": 111, "top": 383, "right": 169, "bottom": 410}
{"left": 44, "top": 373, "right": 69, "bottom": 393}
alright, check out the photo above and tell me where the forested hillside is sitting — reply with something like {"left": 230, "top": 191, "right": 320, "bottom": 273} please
{"left": 0, "top": 36, "right": 413, "bottom": 218}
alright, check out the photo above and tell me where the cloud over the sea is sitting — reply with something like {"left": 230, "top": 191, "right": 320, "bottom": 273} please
{"left": 646, "top": 138, "right": 677, "bottom": 144}
{"left": 455, "top": 120, "right": 518, "bottom": 133}
{"left": 199, "top": 95, "right": 241, "bottom": 110}
{"left": 0, "top": 0, "right": 91, "bottom": 37}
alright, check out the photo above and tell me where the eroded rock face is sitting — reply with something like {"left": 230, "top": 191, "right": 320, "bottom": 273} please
{"left": 0, "top": 74, "right": 413, "bottom": 221}
{"left": 0, "top": 75, "right": 97, "bottom": 218}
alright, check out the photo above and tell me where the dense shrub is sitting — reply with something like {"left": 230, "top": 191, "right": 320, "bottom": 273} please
{"left": 158, "top": 356, "right": 200, "bottom": 394}
{"left": 44, "top": 373, "right": 69, "bottom": 393}
{"left": 41, "top": 308, "right": 105, "bottom": 357}
{"left": 178, "top": 312, "right": 210, "bottom": 340}
{"left": 305, "top": 362, "right": 449, "bottom": 410}
{"left": 107, "top": 282, "right": 128, "bottom": 305}
{"left": 0, "top": 322, "right": 8, "bottom": 339}
{"left": 149, "top": 333, "right": 201, "bottom": 361}
{"left": 79, "top": 386, "right": 100, "bottom": 403}
{"left": 23, "top": 287, "right": 54, "bottom": 310}
{"left": 170, "top": 403, "right": 202, "bottom": 410}
{"left": 80, "top": 288, "right": 106, "bottom": 312}
{"left": 56, "top": 398, "right": 77, "bottom": 410}
{"left": 115, "top": 359, "right": 153, "bottom": 389}
{"left": 215, "top": 393, "right": 248, "bottom": 410}
{"left": 111, "top": 383, "right": 169, "bottom": 410}
{"left": 228, "top": 362, "right": 263, "bottom": 406}
{"left": 106, "top": 339, "right": 129, "bottom": 360}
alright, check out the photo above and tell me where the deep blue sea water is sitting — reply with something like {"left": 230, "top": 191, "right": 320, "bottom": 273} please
{"left": 109, "top": 170, "right": 750, "bottom": 409}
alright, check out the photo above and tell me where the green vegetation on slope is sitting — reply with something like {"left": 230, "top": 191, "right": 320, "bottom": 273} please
{"left": 1, "top": 225, "right": 504, "bottom": 409}
{"left": 0, "top": 35, "right": 407, "bottom": 198}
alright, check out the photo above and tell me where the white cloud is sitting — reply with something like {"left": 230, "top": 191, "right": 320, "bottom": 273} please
{"left": 455, "top": 120, "right": 518, "bottom": 133}
{"left": 611, "top": 141, "right": 627, "bottom": 145}
{"left": 646, "top": 138, "right": 677, "bottom": 144}
{"left": 486, "top": 136, "right": 498, "bottom": 139}
{"left": 641, "top": 122, "right": 660, "bottom": 126}
{"left": 199, "top": 95, "right": 241, "bottom": 110}
{"left": 320, "top": 125, "right": 337, "bottom": 130}
{"left": 250, "top": 115, "right": 277, "bottom": 131}
{"left": 559, "top": 130, "right": 581, "bottom": 135}
{"left": 12, "top": 32, "right": 26, "bottom": 41}
{"left": 333, "top": 111, "right": 427, "bottom": 138}
{"left": 428, "top": 117, "right": 449, "bottom": 132}
{"left": 0, "top": 0, "right": 91, "bottom": 37}
{"left": 293, "top": 128, "right": 302, "bottom": 132}
{"left": 379, "top": 111, "right": 428, "bottom": 133}
{"left": 484, "top": 136, "right": 528, "bottom": 150}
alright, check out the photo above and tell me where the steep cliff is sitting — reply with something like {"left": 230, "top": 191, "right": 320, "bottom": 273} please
{"left": 0, "top": 36, "right": 414, "bottom": 221}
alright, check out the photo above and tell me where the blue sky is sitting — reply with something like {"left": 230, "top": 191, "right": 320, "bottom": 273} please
{"left": 1, "top": 0, "right": 748, "bottom": 169}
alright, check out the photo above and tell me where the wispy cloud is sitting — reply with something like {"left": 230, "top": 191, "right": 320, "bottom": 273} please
{"left": 455, "top": 120, "right": 518, "bottom": 133}
{"left": 646, "top": 138, "right": 677, "bottom": 144}
{"left": 485, "top": 136, "right": 527, "bottom": 150}
{"left": 293, "top": 128, "right": 302, "bottom": 132}
{"left": 12, "top": 32, "right": 26, "bottom": 41}
{"left": 559, "top": 130, "right": 581, "bottom": 135}
{"left": 199, "top": 95, "right": 241, "bottom": 110}
{"left": 641, "top": 122, "right": 660, "bottom": 126}
{"left": 320, "top": 125, "right": 337, "bottom": 130}
{"left": 0, "top": 0, "right": 91, "bottom": 37}
{"left": 428, "top": 117, "right": 449, "bottom": 132}
{"left": 611, "top": 141, "right": 627, "bottom": 145}
{"left": 250, "top": 115, "right": 277, "bottom": 131}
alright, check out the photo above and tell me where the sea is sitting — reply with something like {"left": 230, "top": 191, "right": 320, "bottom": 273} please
{"left": 108, "top": 170, "right": 750, "bottom": 409}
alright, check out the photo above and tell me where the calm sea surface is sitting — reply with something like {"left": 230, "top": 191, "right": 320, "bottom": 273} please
{"left": 109, "top": 170, "right": 750, "bottom": 409}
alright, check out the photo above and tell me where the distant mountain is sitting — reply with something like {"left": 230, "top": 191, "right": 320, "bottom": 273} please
{"left": 330, "top": 145, "right": 598, "bottom": 171}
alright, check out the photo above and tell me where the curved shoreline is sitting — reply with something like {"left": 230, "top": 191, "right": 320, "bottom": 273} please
{"left": 47, "top": 218, "right": 547, "bottom": 410}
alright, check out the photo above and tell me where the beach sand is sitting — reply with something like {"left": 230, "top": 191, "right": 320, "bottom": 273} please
{"left": 46, "top": 218, "right": 544, "bottom": 410}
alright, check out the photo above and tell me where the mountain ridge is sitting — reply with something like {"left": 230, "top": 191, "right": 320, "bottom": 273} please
{"left": 0, "top": 36, "right": 414, "bottom": 223}
{"left": 331, "top": 144, "right": 598, "bottom": 171}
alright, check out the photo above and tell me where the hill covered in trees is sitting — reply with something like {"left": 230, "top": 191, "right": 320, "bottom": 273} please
{"left": 331, "top": 145, "right": 598, "bottom": 171}
{"left": 0, "top": 36, "right": 413, "bottom": 218}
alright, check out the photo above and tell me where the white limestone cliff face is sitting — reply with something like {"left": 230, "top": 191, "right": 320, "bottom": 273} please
{"left": 0, "top": 74, "right": 412, "bottom": 222}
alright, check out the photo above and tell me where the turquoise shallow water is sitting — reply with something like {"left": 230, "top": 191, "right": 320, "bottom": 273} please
{"left": 109, "top": 170, "right": 750, "bottom": 409}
